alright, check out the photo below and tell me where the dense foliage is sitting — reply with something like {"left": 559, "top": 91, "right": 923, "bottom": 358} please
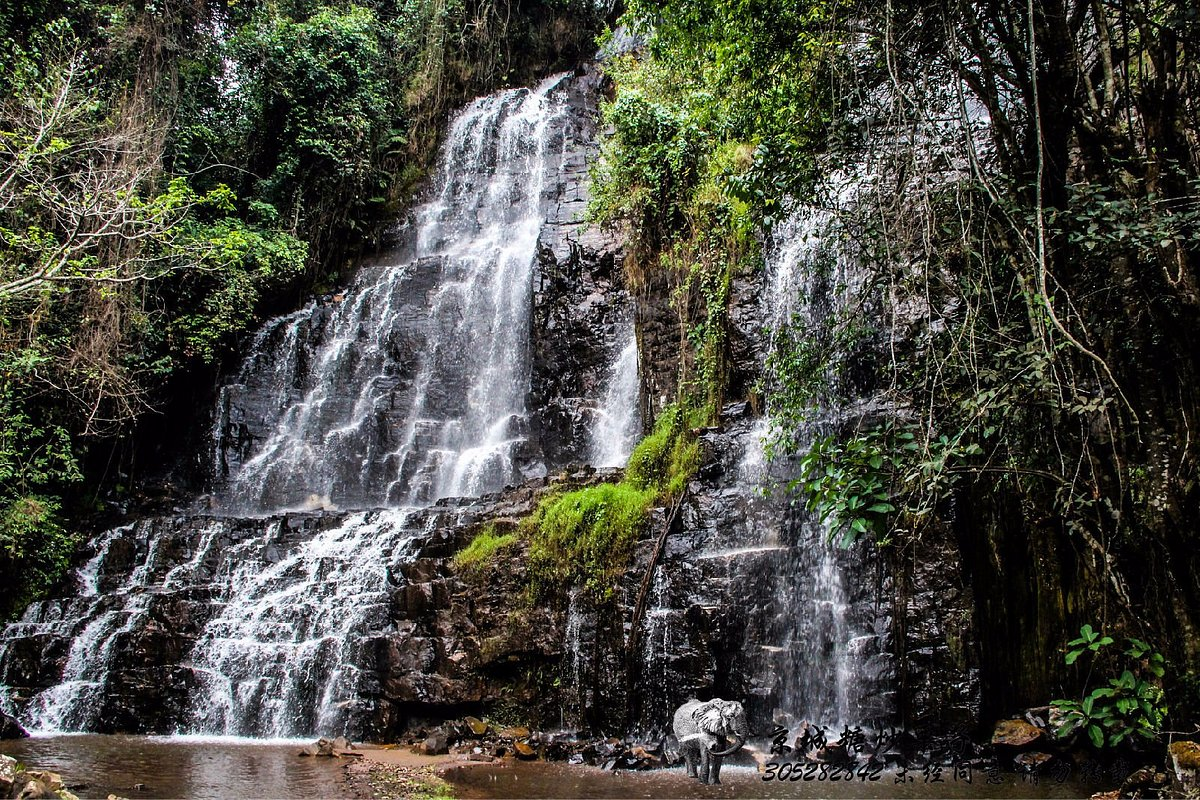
{"left": 0, "top": 0, "right": 601, "bottom": 619}
{"left": 1052, "top": 625, "right": 1168, "bottom": 749}
{"left": 596, "top": 0, "right": 1199, "bottom": 735}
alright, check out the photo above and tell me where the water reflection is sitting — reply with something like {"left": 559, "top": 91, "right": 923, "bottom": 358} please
{"left": 446, "top": 761, "right": 1092, "bottom": 800}
{"left": 0, "top": 735, "right": 350, "bottom": 799}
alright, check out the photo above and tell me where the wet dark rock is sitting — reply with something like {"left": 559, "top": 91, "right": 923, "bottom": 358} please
{"left": 1119, "top": 766, "right": 1170, "bottom": 798}
{"left": 0, "top": 711, "right": 27, "bottom": 739}
{"left": 1013, "top": 751, "right": 1054, "bottom": 771}
{"left": 528, "top": 68, "right": 631, "bottom": 470}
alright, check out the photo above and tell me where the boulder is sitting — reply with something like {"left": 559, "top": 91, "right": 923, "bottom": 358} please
{"left": 991, "top": 719, "right": 1043, "bottom": 748}
{"left": 21, "top": 771, "right": 64, "bottom": 793}
{"left": 1, "top": 755, "right": 18, "bottom": 796}
{"left": 1169, "top": 741, "right": 1200, "bottom": 788}
{"left": 421, "top": 733, "right": 449, "bottom": 755}
{"left": 1119, "top": 766, "right": 1169, "bottom": 799}
{"left": 463, "top": 716, "right": 489, "bottom": 737}
{"left": 17, "top": 779, "right": 53, "bottom": 799}
{"left": 298, "top": 737, "right": 338, "bottom": 757}
{"left": 513, "top": 741, "right": 538, "bottom": 760}
{"left": 0, "top": 712, "right": 28, "bottom": 739}
{"left": 1013, "top": 752, "right": 1054, "bottom": 771}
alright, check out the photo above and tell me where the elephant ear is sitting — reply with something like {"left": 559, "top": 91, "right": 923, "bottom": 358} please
{"left": 692, "top": 701, "right": 726, "bottom": 735}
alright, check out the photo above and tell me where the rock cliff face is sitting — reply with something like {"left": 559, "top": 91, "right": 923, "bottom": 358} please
{"left": 528, "top": 73, "right": 631, "bottom": 467}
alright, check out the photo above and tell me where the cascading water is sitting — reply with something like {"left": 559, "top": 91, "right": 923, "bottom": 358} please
{"left": 747, "top": 180, "right": 893, "bottom": 730}
{"left": 629, "top": 173, "right": 893, "bottom": 738}
{"left": 589, "top": 327, "right": 640, "bottom": 467}
{"left": 185, "top": 511, "right": 420, "bottom": 737}
{"left": 0, "top": 71, "right": 640, "bottom": 737}
{"left": 213, "top": 75, "right": 571, "bottom": 514}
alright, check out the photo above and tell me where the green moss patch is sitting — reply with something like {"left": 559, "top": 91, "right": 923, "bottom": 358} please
{"left": 523, "top": 404, "right": 700, "bottom": 602}
{"left": 453, "top": 523, "right": 518, "bottom": 575}
{"left": 525, "top": 481, "right": 656, "bottom": 601}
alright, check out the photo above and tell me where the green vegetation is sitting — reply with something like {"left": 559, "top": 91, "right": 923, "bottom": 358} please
{"left": 524, "top": 404, "right": 699, "bottom": 602}
{"left": 0, "top": 496, "right": 76, "bottom": 620}
{"left": 797, "top": 429, "right": 901, "bottom": 547}
{"left": 453, "top": 523, "right": 518, "bottom": 574}
{"left": 625, "top": 404, "right": 701, "bottom": 497}
{"left": 1052, "top": 625, "right": 1167, "bottom": 749}
{"left": 590, "top": 31, "right": 794, "bottom": 412}
{"left": 526, "top": 481, "right": 654, "bottom": 601}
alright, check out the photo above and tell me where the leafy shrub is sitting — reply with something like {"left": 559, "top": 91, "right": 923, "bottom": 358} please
{"left": 0, "top": 495, "right": 77, "bottom": 620}
{"left": 1051, "top": 624, "right": 1168, "bottom": 748}
{"left": 796, "top": 428, "right": 901, "bottom": 547}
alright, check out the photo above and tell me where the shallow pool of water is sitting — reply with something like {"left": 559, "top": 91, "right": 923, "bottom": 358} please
{"left": 1, "top": 735, "right": 1101, "bottom": 799}
{"left": 444, "top": 760, "right": 1095, "bottom": 799}
{"left": 0, "top": 735, "right": 352, "bottom": 799}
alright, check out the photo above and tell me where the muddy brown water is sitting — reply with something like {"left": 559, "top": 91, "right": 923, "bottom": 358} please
{"left": 444, "top": 760, "right": 1096, "bottom": 799}
{"left": 0, "top": 735, "right": 352, "bottom": 799}
{"left": 2, "top": 735, "right": 1099, "bottom": 799}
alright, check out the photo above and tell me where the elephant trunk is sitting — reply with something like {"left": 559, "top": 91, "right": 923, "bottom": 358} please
{"left": 711, "top": 734, "right": 744, "bottom": 757}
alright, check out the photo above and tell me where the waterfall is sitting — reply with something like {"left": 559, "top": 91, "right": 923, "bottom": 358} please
{"left": 212, "top": 74, "right": 572, "bottom": 514}
{"left": 185, "top": 511, "right": 420, "bottom": 737}
{"left": 589, "top": 326, "right": 640, "bottom": 467}
{"left": 747, "top": 182, "right": 892, "bottom": 730}
{"left": 0, "top": 70, "right": 639, "bottom": 737}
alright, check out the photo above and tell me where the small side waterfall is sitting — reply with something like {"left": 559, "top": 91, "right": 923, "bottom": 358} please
{"left": 629, "top": 174, "right": 893, "bottom": 737}
{"left": 589, "top": 327, "right": 640, "bottom": 467}
{"left": 748, "top": 183, "right": 892, "bottom": 730}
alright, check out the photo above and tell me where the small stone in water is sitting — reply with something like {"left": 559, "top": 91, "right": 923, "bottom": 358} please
{"left": 991, "top": 719, "right": 1043, "bottom": 748}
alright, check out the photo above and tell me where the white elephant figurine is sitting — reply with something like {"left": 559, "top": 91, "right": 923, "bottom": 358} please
{"left": 672, "top": 697, "right": 748, "bottom": 784}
